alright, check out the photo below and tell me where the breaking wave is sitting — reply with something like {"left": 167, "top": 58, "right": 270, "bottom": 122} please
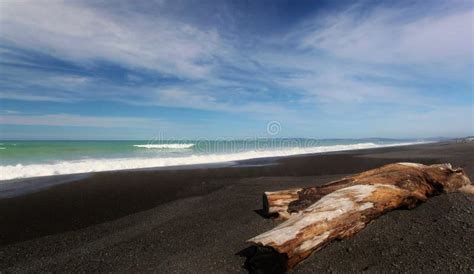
{"left": 133, "top": 144, "right": 195, "bottom": 149}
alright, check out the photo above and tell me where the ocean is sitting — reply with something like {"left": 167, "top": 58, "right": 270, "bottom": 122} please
{"left": 0, "top": 139, "right": 428, "bottom": 181}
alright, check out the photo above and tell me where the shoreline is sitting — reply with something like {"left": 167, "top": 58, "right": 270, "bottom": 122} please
{"left": 0, "top": 141, "right": 431, "bottom": 196}
{"left": 0, "top": 141, "right": 472, "bottom": 272}
{"left": 0, "top": 140, "right": 429, "bottom": 181}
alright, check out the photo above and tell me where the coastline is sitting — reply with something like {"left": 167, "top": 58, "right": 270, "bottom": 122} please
{"left": 0, "top": 141, "right": 429, "bottom": 195}
{"left": 0, "top": 141, "right": 473, "bottom": 272}
{"left": 0, "top": 140, "right": 427, "bottom": 181}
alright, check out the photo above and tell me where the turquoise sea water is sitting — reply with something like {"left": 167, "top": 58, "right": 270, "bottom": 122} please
{"left": 0, "top": 138, "right": 426, "bottom": 180}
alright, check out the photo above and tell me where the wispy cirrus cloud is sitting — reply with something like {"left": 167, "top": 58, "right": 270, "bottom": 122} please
{"left": 0, "top": 90, "right": 75, "bottom": 102}
{"left": 295, "top": 3, "right": 473, "bottom": 67}
{"left": 0, "top": 0, "right": 223, "bottom": 79}
{"left": 253, "top": 2, "right": 473, "bottom": 107}
{"left": 0, "top": 113, "right": 165, "bottom": 128}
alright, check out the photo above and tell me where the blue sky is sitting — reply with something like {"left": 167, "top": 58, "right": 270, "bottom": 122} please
{"left": 0, "top": 0, "right": 472, "bottom": 140}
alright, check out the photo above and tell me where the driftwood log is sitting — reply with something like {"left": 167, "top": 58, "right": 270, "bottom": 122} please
{"left": 248, "top": 163, "right": 473, "bottom": 271}
{"left": 263, "top": 163, "right": 472, "bottom": 219}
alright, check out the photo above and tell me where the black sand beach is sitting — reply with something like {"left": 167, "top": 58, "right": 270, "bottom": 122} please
{"left": 0, "top": 141, "right": 473, "bottom": 272}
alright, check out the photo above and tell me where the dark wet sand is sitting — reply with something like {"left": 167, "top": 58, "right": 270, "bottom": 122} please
{"left": 0, "top": 141, "right": 473, "bottom": 272}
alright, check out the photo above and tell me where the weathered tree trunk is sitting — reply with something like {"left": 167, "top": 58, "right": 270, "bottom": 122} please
{"left": 263, "top": 163, "right": 471, "bottom": 219}
{"left": 248, "top": 163, "right": 472, "bottom": 271}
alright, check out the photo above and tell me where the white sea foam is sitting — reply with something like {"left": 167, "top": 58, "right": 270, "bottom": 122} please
{"left": 0, "top": 147, "right": 5, "bottom": 150}
{"left": 0, "top": 142, "right": 425, "bottom": 181}
{"left": 133, "top": 144, "right": 195, "bottom": 149}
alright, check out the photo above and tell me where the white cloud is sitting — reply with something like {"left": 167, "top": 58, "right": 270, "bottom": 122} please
{"left": 297, "top": 6, "right": 474, "bottom": 66}
{"left": 3, "top": 109, "right": 21, "bottom": 114}
{"left": 0, "top": 0, "right": 223, "bottom": 79}
{"left": 0, "top": 91, "right": 74, "bottom": 102}
{"left": 0, "top": 113, "right": 164, "bottom": 128}
{"left": 126, "top": 87, "right": 289, "bottom": 117}
{"left": 48, "top": 75, "right": 90, "bottom": 85}
{"left": 277, "top": 67, "right": 399, "bottom": 103}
